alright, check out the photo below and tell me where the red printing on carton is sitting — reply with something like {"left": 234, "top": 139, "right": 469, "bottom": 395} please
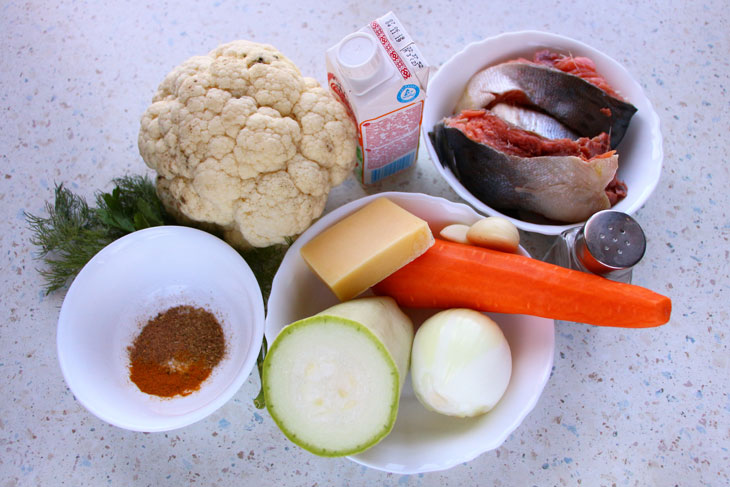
{"left": 370, "top": 21, "right": 411, "bottom": 80}
{"left": 327, "top": 73, "right": 356, "bottom": 123}
{"left": 362, "top": 102, "right": 423, "bottom": 169}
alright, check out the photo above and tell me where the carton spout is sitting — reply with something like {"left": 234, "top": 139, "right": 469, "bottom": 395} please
{"left": 336, "top": 32, "right": 394, "bottom": 95}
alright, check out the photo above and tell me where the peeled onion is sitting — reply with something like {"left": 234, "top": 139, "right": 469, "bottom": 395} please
{"left": 410, "top": 308, "right": 512, "bottom": 417}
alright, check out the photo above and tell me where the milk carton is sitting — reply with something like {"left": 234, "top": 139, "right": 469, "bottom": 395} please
{"left": 326, "top": 12, "right": 430, "bottom": 184}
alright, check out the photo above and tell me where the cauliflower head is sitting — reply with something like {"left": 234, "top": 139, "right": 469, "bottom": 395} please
{"left": 138, "top": 40, "right": 357, "bottom": 247}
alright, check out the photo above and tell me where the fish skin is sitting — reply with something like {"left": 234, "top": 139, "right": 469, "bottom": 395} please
{"left": 431, "top": 123, "right": 618, "bottom": 223}
{"left": 455, "top": 62, "right": 637, "bottom": 148}
{"left": 489, "top": 103, "right": 578, "bottom": 140}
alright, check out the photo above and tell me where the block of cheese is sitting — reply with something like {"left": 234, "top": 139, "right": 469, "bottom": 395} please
{"left": 300, "top": 197, "right": 434, "bottom": 301}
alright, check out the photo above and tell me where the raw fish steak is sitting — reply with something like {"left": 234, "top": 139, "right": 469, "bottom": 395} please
{"left": 455, "top": 57, "right": 637, "bottom": 148}
{"left": 431, "top": 110, "right": 619, "bottom": 223}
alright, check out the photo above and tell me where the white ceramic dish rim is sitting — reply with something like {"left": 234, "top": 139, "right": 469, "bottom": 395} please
{"left": 422, "top": 30, "right": 664, "bottom": 236}
{"left": 56, "top": 226, "right": 265, "bottom": 432}
{"left": 265, "top": 191, "right": 556, "bottom": 473}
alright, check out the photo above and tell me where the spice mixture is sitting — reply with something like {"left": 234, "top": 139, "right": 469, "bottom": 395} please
{"left": 128, "top": 305, "right": 226, "bottom": 397}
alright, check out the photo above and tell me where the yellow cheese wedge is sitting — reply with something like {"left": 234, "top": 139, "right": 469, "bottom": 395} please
{"left": 300, "top": 198, "right": 434, "bottom": 301}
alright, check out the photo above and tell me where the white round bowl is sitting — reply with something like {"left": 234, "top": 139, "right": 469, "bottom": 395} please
{"left": 57, "top": 226, "right": 265, "bottom": 432}
{"left": 422, "top": 30, "right": 663, "bottom": 235}
{"left": 266, "top": 192, "right": 555, "bottom": 473}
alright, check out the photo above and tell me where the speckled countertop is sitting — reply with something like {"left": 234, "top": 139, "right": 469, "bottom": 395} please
{"left": 1, "top": 0, "right": 728, "bottom": 485}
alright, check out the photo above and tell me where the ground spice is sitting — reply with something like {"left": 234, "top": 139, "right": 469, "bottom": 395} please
{"left": 128, "top": 305, "right": 226, "bottom": 398}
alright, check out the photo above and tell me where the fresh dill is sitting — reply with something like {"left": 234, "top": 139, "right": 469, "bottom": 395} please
{"left": 25, "top": 175, "right": 170, "bottom": 294}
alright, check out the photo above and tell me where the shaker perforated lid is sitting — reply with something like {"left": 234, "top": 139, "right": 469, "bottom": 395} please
{"left": 575, "top": 210, "right": 646, "bottom": 275}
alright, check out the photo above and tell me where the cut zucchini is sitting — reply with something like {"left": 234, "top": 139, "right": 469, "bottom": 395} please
{"left": 263, "top": 297, "right": 414, "bottom": 456}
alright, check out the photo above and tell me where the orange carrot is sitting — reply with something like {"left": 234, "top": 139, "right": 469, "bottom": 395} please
{"left": 372, "top": 239, "right": 671, "bottom": 328}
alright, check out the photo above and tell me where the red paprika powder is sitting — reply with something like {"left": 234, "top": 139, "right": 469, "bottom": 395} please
{"left": 128, "top": 305, "right": 226, "bottom": 398}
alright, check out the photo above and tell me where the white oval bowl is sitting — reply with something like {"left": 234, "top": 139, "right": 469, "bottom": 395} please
{"left": 422, "top": 30, "right": 663, "bottom": 235}
{"left": 266, "top": 192, "right": 555, "bottom": 474}
{"left": 57, "top": 226, "right": 265, "bottom": 432}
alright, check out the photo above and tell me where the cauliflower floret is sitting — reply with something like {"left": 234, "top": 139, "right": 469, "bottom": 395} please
{"left": 139, "top": 40, "right": 357, "bottom": 248}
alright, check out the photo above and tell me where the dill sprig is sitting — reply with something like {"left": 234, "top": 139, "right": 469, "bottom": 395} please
{"left": 25, "top": 175, "right": 170, "bottom": 294}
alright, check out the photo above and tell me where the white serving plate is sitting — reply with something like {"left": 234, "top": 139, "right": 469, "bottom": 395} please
{"left": 57, "top": 226, "right": 265, "bottom": 432}
{"left": 422, "top": 30, "right": 663, "bottom": 235}
{"left": 266, "top": 192, "right": 555, "bottom": 473}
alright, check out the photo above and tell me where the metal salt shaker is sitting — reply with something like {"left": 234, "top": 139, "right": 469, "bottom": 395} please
{"left": 543, "top": 210, "right": 646, "bottom": 283}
